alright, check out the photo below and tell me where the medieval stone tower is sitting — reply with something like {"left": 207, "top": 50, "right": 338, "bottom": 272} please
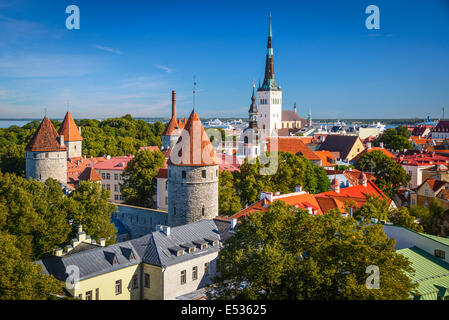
{"left": 25, "top": 117, "right": 68, "bottom": 184}
{"left": 167, "top": 110, "right": 219, "bottom": 227}
{"left": 58, "top": 111, "right": 83, "bottom": 158}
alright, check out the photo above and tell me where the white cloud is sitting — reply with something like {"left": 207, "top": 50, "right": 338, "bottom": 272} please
{"left": 93, "top": 45, "right": 124, "bottom": 55}
{"left": 155, "top": 64, "right": 174, "bottom": 73}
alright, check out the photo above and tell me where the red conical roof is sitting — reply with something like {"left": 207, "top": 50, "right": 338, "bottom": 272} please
{"left": 58, "top": 112, "right": 83, "bottom": 141}
{"left": 25, "top": 117, "right": 67, "bottom": 152}
{"left": 167, "top": 110, "right": 219, "bottom": 166}
{"left": 78, "top": 166, "right": 102, "bottom": 182}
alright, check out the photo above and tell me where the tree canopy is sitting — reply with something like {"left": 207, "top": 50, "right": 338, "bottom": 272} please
{"left": 209, "top": 201, "right": 417, "bottom": 300}
{"left": 234, "top": 151, "right": 331, "bottom": 206}
{"left": 356, "top": 150, "right": 410, "bottom": 198}
{"left": 218, "top": 171, "right": 242, "bottom": 216}
{"left": 121, "top": 149, "right": 165, "bottom": 208}
{"left": 374, "top": 126, "right": 412, "bottom": 151}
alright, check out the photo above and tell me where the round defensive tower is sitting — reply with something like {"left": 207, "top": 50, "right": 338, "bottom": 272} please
{"left": 25, "top": 117, "right": 68, "bottom": 184}
{"left": 58, "top": 111, "right": 83, "bottom": 158}
{"left": 167, "top": 110, "right": 219, "bottom": 227}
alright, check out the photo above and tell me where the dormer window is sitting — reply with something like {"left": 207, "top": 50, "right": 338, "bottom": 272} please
{"left": 130, "top": 252, "right": 135, "bottom": 261}
{"left": 201, "top": 243, "right": 207, "bottom": 250}
{"left": 113, "top": 256, "right": 118, "bottom": 265}
{"left": 189, "top": 247, "right": 195, "bottom": 254}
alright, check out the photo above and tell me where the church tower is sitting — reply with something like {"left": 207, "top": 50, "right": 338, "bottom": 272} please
{"left": 240, "top": 83, "right": 261, "bottom": 158}
{"left": 25, "top": 117, "right": 68, "bottom": 184}
{"left": 167, "top": 110, "right": 219, "bottom": 227}
{"left": 58, "top": 112, "right": 83, "bottom": 158}
{"left": 257, "top": 15, "right": 282, "bottom": 136}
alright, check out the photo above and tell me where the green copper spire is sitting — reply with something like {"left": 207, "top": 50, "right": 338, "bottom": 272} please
{"left": 259, "top": 14, "right": 280, "bottom": 92}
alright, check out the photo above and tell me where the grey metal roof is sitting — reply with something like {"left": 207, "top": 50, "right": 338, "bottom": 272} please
{"left": 38, "top": 220, "right": 226, "bottom": 280}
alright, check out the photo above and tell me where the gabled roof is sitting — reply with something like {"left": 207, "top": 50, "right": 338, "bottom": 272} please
{"left": 93, "top": 156, "right": 133, "bottom": 171}
{"left": 420, "top": 179, "right": 449, "bottom": 194}
{"left": 25, "top": 117, "right": 67, "bottom": 152}
{"left": 267, "top": 137, "right": 321, "bottom": 161}
{"left": 318, "top": 135, "right": 362, "bottom": 160}
{"left": 78, "top": 166, "right": 102, "bottom": 182}
{"left": 58, "top": 112, "right": 82, "bottom": 142}
{"left": 281, "top": 110, "right": 304, "bottom": 122}
{"left": 314, "top": 150, "right": 335, "bottom": 167}
{"left": 167, "top": 110, "right": 219, "bottom": 166}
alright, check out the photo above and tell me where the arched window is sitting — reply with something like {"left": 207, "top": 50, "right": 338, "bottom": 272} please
{"left": 244, "top": 136, "right": 248, "bottom": 144}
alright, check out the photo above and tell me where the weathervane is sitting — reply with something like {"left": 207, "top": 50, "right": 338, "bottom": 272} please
{"left": 193, "top": 76, "right": 197, "bottom": 112}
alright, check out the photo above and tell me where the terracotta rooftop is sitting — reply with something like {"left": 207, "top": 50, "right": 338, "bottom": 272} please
{"left": 25, "top": 117, "right": 67, "bottom": 152}
{"left": 314, "top": 150, "right": 336, "bottom": 167}
{"left": 78, "top": 166, "right": 102, "bottom": 182}
{"left": 93, "top": 156, "right": 133, "bottom": 171}
{"left": 139, "top": 146, "right": 161, "bottom": 152}
{"left": 353, "top": 147, "right": 395, "bottom": 163}
{"left": 58, "top": 112, "right": 82, "bottom": 142}
{"left": 167, "top": 110, "right": 219, "bottom": 167}
{"left": 266, "top": 137, "right": 321, "bottom": 161}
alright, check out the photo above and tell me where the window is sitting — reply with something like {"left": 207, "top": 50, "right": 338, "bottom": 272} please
{"left": 78, "top": 293, "right": 82, "bottom": 299}
{"left": 114, "top": 174, "right": 118, "bottom": 180}
{"left": 114, "top": 195, "right": 119, "bottom": 201}
{"left": 115, "top": 280, "right": 122, "bottom": 295}
{"left": 144, "top": 273, "right": 150, "bottom": 288}
{"left": 101, "top": 173, "right": 105, "bottom": 179}
{"left": 85, "top": 290, "right": 92, "bottom": 300}
{"left": 181, "top": 270, "right": 186, "bottom": 285}
{"left": 165, "top": 181, "right": 168, "bottom": 190}
{"left": 192, "top": 266, "right": 198, "bottom": 281}
{"left": 202, "top": 170, "right": 206, "bottom": 178}
{"left": 45, "top": 153, "right": 49, "bottom": 158}
{"left": 204, "top": 262, "right": 210, "bottom": 275}
{"left": 174, "top": 207, "right": 176, "bottom": 215}
{"left": 182, "top": 171, "right": 186, "bottom": 179}
{"left": 33, "top": 153, "right": 37, "bottom": 159}
{"left": 435, "top": 249, "right": 446, "bottom": 259}
{"left": 132, "top": 275, "right": 138, "bottom": 289}
{"left": 95, "top": 288, "right": 99, "bottom": 300}
{"left": 202, "top": 207, "right": 205, "bottom": 217}
{"left": 216, "top": 170, "right": 218, "bottom": 177}
{"left": 114, "top": 184, "right": 118, "bottom": 192}
{"left": 165, "top": 197, "right": 168, "bottom": 205}
{"left": 106, "top": 184, "right": 110, "bottom": 190}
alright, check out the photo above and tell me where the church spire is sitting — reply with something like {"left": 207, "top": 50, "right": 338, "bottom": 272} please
{"left": 248, "top": 81, "right": 258, "bottom": 129}
{"left": 260, "top": 14, "right": 279, "bottom": 91}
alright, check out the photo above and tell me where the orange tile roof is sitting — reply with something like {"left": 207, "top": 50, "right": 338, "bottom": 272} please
{"left": 314, "top": 150, "right": 335, "bottom": 167}
{"left": 139, "top": 146, "right": 160, "bottom": 152}
{"left": 267, "top": 137, "right": 321, "bottom": 161}
{"left": 78, "top": 166, "right": 102, "bottom": 182}
{"left": 25, "top": 117, "right": 67, "bottom": 152}
{"left": 167, "top": 111, "right": 219, "bottom": 167}
{"left": 156, "top": 168, "right": 168, "bottom": 179}
{"left": 58, "top": 112, "right": 82, "bottom": 142}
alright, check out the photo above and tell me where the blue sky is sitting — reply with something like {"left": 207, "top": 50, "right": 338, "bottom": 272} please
{"left": 0, "top": 0, "right": 448, "bottom": 119}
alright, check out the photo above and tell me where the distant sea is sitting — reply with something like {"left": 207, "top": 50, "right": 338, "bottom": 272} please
{"left": 0, "top": 120, "right": 37, "bottom": 128}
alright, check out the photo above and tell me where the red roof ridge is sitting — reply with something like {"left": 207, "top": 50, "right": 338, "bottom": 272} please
{"left": 25, "top": 117, "right": 67, "bottom": 152}
{"left": 58, "top": 112, "right": 82, "bottom": 141}
{"left": 167, "top": 110, "right": 219, "bottom": 167}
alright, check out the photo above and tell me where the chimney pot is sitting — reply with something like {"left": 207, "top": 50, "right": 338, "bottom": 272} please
{"left": 54, "top": 248, "right": 63, "bottom": 257}
{"left": 99, "top": 238, "right": 106, "bottom": 247}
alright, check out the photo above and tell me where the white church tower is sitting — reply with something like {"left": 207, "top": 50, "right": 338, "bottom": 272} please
{"left": 257, "top": 15, "right": 282, "bottom": 137}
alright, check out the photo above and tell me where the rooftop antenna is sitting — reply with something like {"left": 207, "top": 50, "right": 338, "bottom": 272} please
{"left": 193, "top": 76, "right": 197, "bottom": 112}
{"left": 443, "top": 107, "right": 445, "bottom": 120}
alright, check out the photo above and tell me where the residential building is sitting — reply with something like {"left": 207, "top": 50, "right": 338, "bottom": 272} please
{"left": 94, "top": 156, "right": 133, "bottom": 203}
{"left": 409, "top": 179, "right": 449, "bottom": 209}
{"left": 318, "top": 135, "right": 365, "bottom": 162}
{"left": 352, "top": 142, "right": 395, "bottom": 163}
{"left": 38, "top": 219, "right": 230, "bottom": 300}
{"left": 431, "top": 120, "right": 449, "bottom": 139}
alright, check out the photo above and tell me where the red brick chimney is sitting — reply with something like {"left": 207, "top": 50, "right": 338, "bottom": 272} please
{"left": 172, "top": 90, "right": 177, "bottom": 119}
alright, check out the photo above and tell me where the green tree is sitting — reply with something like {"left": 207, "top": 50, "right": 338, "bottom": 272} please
{"left": 235, "top": 152, "right": 330, "bottom": 206}
{"left": 0, "top": 232, "right": 64, "bottom": 300}
{"left": 219, "top": 171, "right": 242, "bottom": 216}
{"left": 375, "top": 127, "right": 412, "bottom": 151}
{"left": 209, "top": 201, "right": 416, "bottom": 300}
{"left": 69, "top": 181, "right": 117, "bottom": 245}
{"left": 409, "top": 199, "right": 449, "bottom": 236}
{"left": 121, "top": 150, "right": 165, "bottom": 208}
{"left": 0, "top": 173, "right": 72, "bottom": 259}
{"left": 356, "top": 150, "right": 410, "bottom": 197}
